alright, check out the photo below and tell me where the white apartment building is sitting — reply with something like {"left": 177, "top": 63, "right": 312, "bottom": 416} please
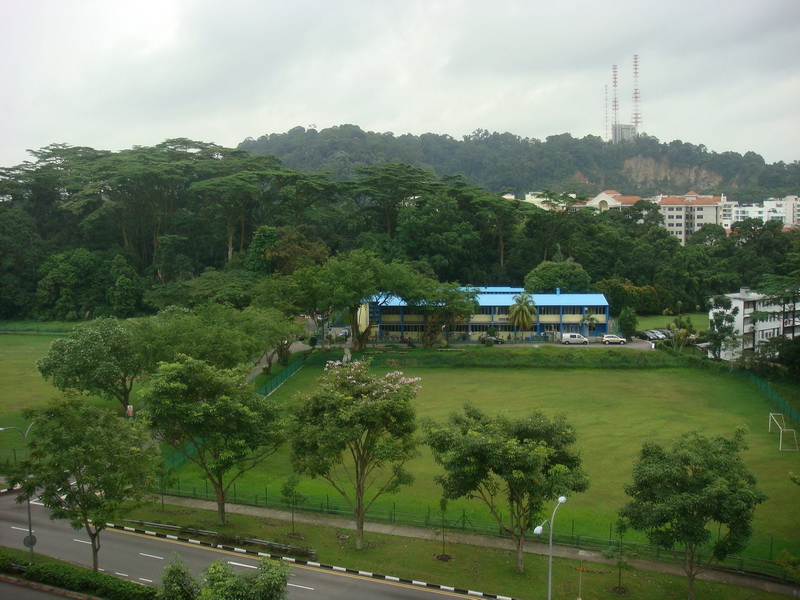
{"left": 712, "top": 287, "right": 799, "bottom": 362}
{"left": 651, "top": 191, "right": 727, "bottom": 244}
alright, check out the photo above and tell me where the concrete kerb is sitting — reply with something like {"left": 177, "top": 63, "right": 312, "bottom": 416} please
{"left": 161, "top": 495, "right": 798, "bottom": 597}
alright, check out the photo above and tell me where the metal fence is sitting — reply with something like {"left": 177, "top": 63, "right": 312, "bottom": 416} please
{"left": 159, "top": 481, "right": 798, "bottom": 585}
{"left": 254, "top": 354, "right": 308, "bottom": 397}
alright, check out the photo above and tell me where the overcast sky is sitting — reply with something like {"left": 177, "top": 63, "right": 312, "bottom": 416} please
{"left": 1, "top": 0, "right": 798, "bottom": 168}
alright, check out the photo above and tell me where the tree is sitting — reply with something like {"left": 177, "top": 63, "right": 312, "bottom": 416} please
{"left": 616, "top": 307, "right": 638, "bottom": 340}
{"left": 200, "top": 558, "right": 289, "bottom": 600}
{"left": 706, "top": 295, "right": 740, "bottom": 360}
{"left": 158, "top": 554, "right": 200, "bottom": 600}
{"left": 508, "top": 291, "right": 536, "bottom": 339}
{"left": 140, "top": 355, "right": 284, "bottom": 524}
{"left": 404, "top": 279, "right": 478, "bottom": 347}
{"left": 160, "top": 555, "right": 288, "bottom": 600}
{"left": 37, "top": 317, "right": 155, "bottom": 411}
{"left": 290, "top": 359, "right": 420, "bottom": 550}
{"left": 8, "top": 397, "right": 161, "bottom": 571}
{"left": 524, "top": 260, "right": 592, "bottom": 293}
{"left": 424, "top": 405, "right": 590, "bottom": 573}
{"left": 619, "top": 428, "right": 767, "bottom": 600}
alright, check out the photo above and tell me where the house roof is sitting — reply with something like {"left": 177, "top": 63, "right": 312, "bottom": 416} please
{"left": 375, "top": 287, "right": 608, "bottom": 308}
{"left": 657, "top": 196, "right": 722, "bottom": 206}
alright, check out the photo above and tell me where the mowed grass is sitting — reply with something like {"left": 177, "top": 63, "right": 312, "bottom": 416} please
{"left": 3, "top": 333, "right": 799, "bottom": 562}
{"left": 173, "top": 361, "right": 800, "bottom": 560}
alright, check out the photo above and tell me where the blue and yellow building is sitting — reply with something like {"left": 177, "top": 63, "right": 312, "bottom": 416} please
{"left": 366, "top": 287, "right": 610, "bottom": 342}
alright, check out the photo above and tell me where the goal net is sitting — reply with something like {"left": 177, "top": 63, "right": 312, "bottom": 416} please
{"left": 769, "top": 413, "right": 799, "bottom": 452}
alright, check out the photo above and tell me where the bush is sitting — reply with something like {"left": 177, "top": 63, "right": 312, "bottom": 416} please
{"left": 24, "top": 562, "right": 157, "bottom": 600}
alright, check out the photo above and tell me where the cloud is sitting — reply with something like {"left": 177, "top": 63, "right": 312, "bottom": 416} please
{"left": 1, "top": 0, "right": 798, "bottom": 167}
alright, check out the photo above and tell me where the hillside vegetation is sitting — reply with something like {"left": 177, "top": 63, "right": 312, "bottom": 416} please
{"left": 239, "top": 125, "right": 800, "bottom": 201}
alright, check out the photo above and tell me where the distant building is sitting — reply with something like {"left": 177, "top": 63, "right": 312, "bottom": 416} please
{"left": 652, "top": 191, "right": 727, "bottom": 244}
{"left": 584, "top": 190, "right": 643, "bottom": 211}
{"left": 365, "top": 287, "right": 610, "bottom": 343}
{"left": 711, "top": 287, "right": 799, "bottom": 361}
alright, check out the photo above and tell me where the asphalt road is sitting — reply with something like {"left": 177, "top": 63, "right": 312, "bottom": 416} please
{"left": 0, "top": 493, "right": 485, "bottom": 600}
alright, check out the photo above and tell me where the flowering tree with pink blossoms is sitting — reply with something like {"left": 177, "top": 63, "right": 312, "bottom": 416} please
{"left": 290, "top": 359, "right": 421, "bottom": 549}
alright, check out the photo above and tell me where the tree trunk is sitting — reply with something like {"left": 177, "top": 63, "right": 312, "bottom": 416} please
{"left": 85, "top": 524, "right": 100, "bottom": 572}
{"left": 214, "top": 483, "right": 227, "bottom": 525}
{"left": 514, "top": 534, "right": 525, "bottom": 573}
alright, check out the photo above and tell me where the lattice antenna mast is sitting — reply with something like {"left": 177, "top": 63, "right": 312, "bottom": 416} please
{"left": 632, "top": 54, "right": 642, "bottom": 136}
{"left": 604, "top": 84, "right": 609, "bottom": 141}
{"left": 611, "top": 65, "right": 619, "bottom": 142}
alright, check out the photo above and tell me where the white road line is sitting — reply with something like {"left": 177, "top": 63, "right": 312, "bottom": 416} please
{"left": 139, "top": 578, "right": 153, "bottom": 583}
{"left": 228, "top": 561, "right": 257, "bottom": 569}
{"left": 288, "top": 583, "right": 315, "bottom": 590}
{"left": 11, "top": 526, "right": 31, "bottom": 532}
{"left": 115, "top": 572, "right": 129, "bottom": 577}
{"left": 139, "top": 553, "right": 164, "bottom": 560}
{"left": 73, "top": 539, "right": 91, "bottom": 544}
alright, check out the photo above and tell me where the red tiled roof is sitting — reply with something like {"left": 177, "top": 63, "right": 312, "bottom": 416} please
{"left": 657, "top": 196, "right": 722, "bottom": 206}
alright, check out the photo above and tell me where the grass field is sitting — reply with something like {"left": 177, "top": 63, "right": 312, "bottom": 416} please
{"left": 2, "top": 333, "right": 799, "bottom": 566}
{"left": 635, "top": 311, "right": 708, "bottom": 333}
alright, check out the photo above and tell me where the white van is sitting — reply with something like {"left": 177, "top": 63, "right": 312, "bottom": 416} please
{"left": 560, "top": 333, "right": 588, "bottom": 345}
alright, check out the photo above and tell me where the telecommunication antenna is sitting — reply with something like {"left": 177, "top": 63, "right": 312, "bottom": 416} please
{"left": 611, "top": 65, "right": 619, "bottom": 142}
{"left": 604, "top": 85, "right": 609, "bottom": 141}
{"left": 632, "top": 54, "right": 641, "bottom": 135}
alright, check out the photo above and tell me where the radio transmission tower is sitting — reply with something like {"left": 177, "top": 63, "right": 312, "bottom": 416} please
{"left": 611, "top": 65, "right": 620, "bottom": 142}
{"left": 631, "top": 54, "right": 642, "bottom": 135}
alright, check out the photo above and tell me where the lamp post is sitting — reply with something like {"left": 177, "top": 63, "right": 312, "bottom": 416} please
{"left": 534, "top": 495, "right": 566, "bottom": 600}
{"left": 0, "top": 422, "right": 36, "bottom": 563}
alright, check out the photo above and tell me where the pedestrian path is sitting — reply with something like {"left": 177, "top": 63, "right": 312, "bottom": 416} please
{"left": 162, "top": 495, "right": 797, "bottom": 597}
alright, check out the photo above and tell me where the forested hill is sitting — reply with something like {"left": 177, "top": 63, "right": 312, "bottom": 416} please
{"left": 238, "top": 125, "right": 800, "bottom": 201}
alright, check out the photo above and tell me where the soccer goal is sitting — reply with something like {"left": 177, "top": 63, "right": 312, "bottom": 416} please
{"left": 769, "top": 413, "right": 799, "bottom": 452}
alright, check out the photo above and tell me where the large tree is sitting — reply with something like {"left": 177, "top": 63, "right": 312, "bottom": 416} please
{"left": 290, "top": 359, "right": 420, "bottom": 550}
{"left": 140, "top": 355, "right": 284, "bottom": 524}
{"left": 619, "top": 428, "right": 767, "bottom": 600}
{"left": 425, "top": 405, "right": 590, "bottom": 573}
{"left": 8, "top": 397, "right": 161, "bottom": 571}
{"left": 404, "top": 280, "right": 478, "bottom": 347}
{"left": 524, "top": 260, "right": 592, "bottom": 294}
{"left": 37, "top": 317, "right": 156, "bottom": 411}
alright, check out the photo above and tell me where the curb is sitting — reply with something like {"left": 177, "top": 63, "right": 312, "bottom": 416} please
{"left": 107, "top": 522, "right": 518, "bottom": 599}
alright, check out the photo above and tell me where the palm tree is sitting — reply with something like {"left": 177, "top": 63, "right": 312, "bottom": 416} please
{"left": 508, "top": 292, "right": 537, "bottom": 340}
{"left": 580, "top": 311, "right": 598, "bottom": 337}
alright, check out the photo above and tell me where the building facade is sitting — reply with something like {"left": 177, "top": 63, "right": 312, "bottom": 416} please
{"left": 368, "top": 287, "right": 610, "bottom": 342}
{"left": 712, "top": 287, "right": 799, "bottom": 361}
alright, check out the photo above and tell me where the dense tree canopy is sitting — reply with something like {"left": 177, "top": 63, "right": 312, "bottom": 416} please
{"left": 1, "top": 138, "right": 797, "bottom": 323}
{"left": 290, "top": 359, "right": 420, "bottom": 550}
{"left": 619, "top": 428, "right": 767, "bottom": 600}
{"left": 425, "top": 405, "right": 589, "bottom": 573}
{"left": 8, "top": 397, "right": 161, "bottom": 571}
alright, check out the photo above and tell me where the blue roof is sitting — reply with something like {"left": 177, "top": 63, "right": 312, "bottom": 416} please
{"left": 375, "top": 287, "right": 608, "bottom": 308}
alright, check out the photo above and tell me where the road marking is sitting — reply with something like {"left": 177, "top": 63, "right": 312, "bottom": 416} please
{"left": 228, "top": 561, "right": 257, "bottom": 569}
{"left": 139, "top": 578, "right": 153, "bottom": 583}
{"left": 73, "top": 539, "right": 91, "bottom": 544}
{"left": 288, "top": 583, "right": 314, "bottom": 590}
{"left": 11, "top": 526, "right": 32, "bottom": 532}
{"left": 115, "top": 572, "right": 129, "bottom": 577}
{"left": 140, "top": 553, "right": 164, "bottom": 560}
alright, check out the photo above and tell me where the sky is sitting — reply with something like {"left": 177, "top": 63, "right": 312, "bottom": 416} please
{"left": 1, "top": 0, "right": 799, "bottom": 168}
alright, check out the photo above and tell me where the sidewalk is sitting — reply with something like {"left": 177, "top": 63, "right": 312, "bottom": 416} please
{"left": 163, "top": 495, "right": 798, "bottom": 597}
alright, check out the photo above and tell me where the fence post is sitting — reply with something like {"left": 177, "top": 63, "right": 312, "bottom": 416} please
{"left": 233, "top": 482, "right": 237, "bottom": 502}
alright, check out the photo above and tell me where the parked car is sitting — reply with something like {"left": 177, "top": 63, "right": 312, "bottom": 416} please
{"left": 560, "top": 333, "right": 588, "bottom": 345}
{"left": 480, "top": 335, "right": 505, "bottom": 345}
{"left": 601, "top": 334, "right": 626, "bottom": 345}
{"left": 647, "top": 329, "right": 666, "bottom": 340}
{"left": 637, "top": 331, "right": 659, "bottom": 341}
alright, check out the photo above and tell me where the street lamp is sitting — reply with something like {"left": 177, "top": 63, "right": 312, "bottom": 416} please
{"left": 0, "top": 422, "right": 36, "bottom": 563}
{"left": 534, "top": 495, "right": 567, "bottom": 600}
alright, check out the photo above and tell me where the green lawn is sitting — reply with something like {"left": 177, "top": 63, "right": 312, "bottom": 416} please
{"left": 3, "top": 333, "right": 798, "bottom": 566}
{"left": 635, "top": 311, "right": 707, "bottom": 333}
{"left": 120, "top": 505, "right": 787, "bottom": 600}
